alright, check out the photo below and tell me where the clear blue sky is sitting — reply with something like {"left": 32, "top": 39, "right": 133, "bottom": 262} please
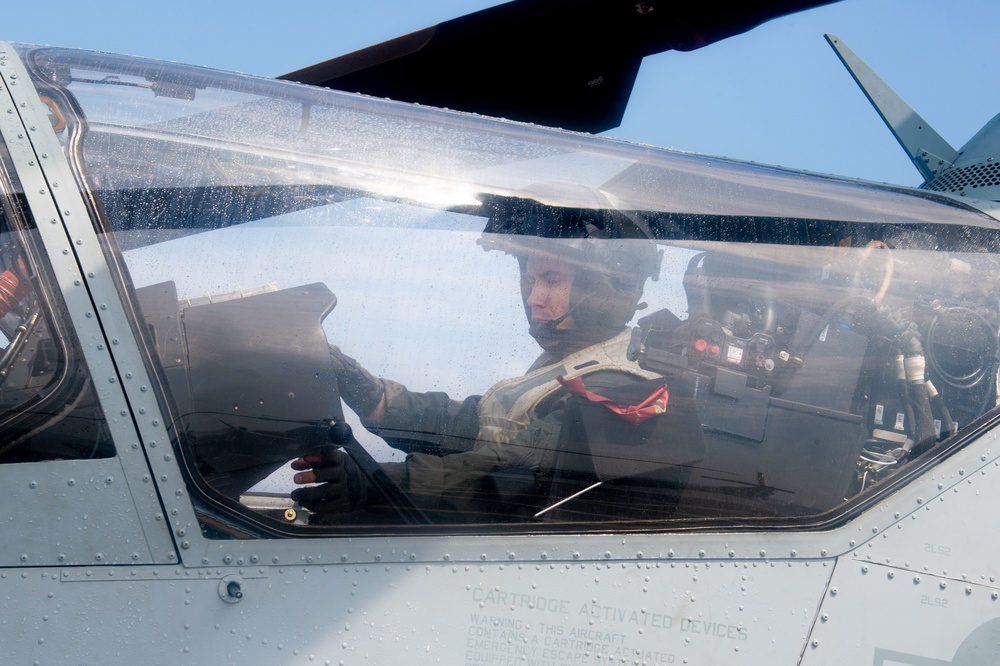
{"left": 5, "top": 0, "right": 998, "bottom": 187}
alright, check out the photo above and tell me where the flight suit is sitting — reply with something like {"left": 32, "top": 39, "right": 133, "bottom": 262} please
{"left": 366, "top": 330, "right": 658, "bottom": 517}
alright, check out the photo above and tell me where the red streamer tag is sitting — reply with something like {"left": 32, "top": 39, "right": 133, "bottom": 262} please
{"left": 557, "top": 375, "right": 669, "bottom": 426}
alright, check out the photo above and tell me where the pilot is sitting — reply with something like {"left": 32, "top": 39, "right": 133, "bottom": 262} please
{"left": 291, "top": 197, "right": 663, "bottom": 519}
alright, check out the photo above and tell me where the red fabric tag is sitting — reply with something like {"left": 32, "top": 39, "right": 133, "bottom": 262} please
{"left": 557, "top": 375, "right": 669, "bottom": 426}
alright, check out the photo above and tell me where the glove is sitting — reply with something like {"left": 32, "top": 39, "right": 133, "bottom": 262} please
{"left": 329, "top": 345, "right": 385, "bottom": 418}
{"left": 290, "top": 448, "right": 369, "bottom": 513}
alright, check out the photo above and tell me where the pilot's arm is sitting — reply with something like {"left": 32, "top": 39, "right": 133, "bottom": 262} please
{"left": 293, "top": 368, "right": 637, "bottom": 519}
{"left": 292, "top": 345, "right": 482, "bottom": 513}
{"left": 328, "top": 345, "right": 387, "bottom": 421}
{"left": 330, "top": 345, "right": 482, "bottom": 455}
{"left": 289, "top": 393, "right": 560, "bottom": 517}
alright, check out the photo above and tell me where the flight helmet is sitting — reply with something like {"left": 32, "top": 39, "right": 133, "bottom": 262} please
{"left": 479, "top": 193, "right": 662, "bottom": 353}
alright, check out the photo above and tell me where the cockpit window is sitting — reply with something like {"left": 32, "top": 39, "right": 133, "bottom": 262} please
{"left": 23, "top": 46, "right": 1000, "bottom": 534}
{"left": 0, "top": 141, "right": 114, "bottom": 463}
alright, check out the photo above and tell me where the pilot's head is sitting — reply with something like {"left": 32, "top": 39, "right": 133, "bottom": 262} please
{"left": 481, "top": 195, "right": 661, "bottom": 355}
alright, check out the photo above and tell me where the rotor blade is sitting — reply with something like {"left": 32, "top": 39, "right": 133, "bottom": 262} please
{"left": 825, "top": 33, "right": 958, "bottom": 184}
{"left": 280, "top": 0, "right": 842, "bottom": 133}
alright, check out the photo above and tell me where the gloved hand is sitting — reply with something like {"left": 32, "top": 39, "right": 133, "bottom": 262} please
{"left": 290, "top": 448, "right": 369, "bottom": 513}
{"left": 329, "top": 345, "right": 385, "bottom": 418}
